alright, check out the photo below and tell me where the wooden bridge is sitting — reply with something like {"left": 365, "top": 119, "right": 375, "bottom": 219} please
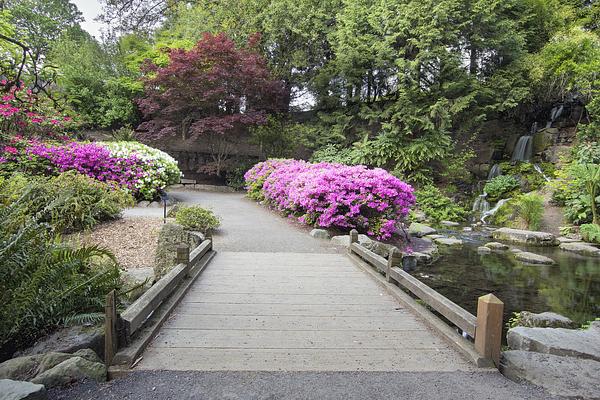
{"left": 106, "top": 192, "right": 503, "bottom": 376}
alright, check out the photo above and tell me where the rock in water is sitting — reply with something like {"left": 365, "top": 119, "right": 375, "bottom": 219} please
{"left": 484, "top": 242, "right": 509, "bottom": 250}
{"left": 559, "top": 242, "right": 600, "bottom": 257}
{"left": 500, "top": 351, "right": 600, "bottom": 399}
{"left": 309, "top": 229, "right": 330, "bottom": 239}
{"left": 433, "top": 237, "right": 463, "bottom": 246}
{"left": 477, "top": 246, "right": 492, "bottom": 254}
{"left": 507, "top": 324, "right": 600, "bottom": 361}
{"left": 408, "top": 223, "right": 436, "bottom": 238}
{"left": 493, "top": 228, "right": 558, "bottom": 246}
{"left": 440, "top": 220, "right": 460, "bottom": 227}
{"left": 31, "top": 357, "right": 106, "bottom": 388}
{"left": 514, "top": 251, "right": 555, "bottom": 265}
{"left": 0, "top": 379, "right": 47, "bottom": 400}
{"left": 517, "top": 311, "right": 576, "bottom": 329}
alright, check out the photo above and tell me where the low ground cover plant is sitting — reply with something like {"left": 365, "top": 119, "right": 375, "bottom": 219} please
{"left": 174, "top": 205, "right": 221, "bottom": 232}
{"left": 244, "top": 159, "right": 415, "bottom": 239}
{"left": 484, "top": 175, "right": 521, "bottom": 202}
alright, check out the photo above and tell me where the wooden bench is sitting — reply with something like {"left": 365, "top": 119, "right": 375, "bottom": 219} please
{"left": 179, "top": 178, "right": 197, "bottom": 187}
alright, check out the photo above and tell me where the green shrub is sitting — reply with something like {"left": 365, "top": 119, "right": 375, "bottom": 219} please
{"left": 0, "top": 198, "right": 121, "bottom": 355}
{"left": 414, "top": 185, "right": 469, "bottom": 222}
{"left": 484, "top": 175, "right": 520, "bottom": 202}
{"left": 514, "top": 193, "right": 544, "bottom": 230}
{"left": 580, "top": 223, "right": 600, "bottom": 244}
{"left": 0, "top": 172, "right": 134, "bottom": 233}
{"left": 175, "top": 205, "right": 221, "bottom": 232}
{"left": 310, "top": 144, "right": 358, "bottom": 165}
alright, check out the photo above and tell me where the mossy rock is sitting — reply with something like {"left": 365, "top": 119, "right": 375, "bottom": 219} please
{"left": 154, "top": 223, "right": 202, "bottom": 279}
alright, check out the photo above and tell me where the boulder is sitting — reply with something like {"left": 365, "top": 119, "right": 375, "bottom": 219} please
{"left": 509, "top": 248, "right": 523, "bottom": 254}
{"left": 408, "top": 223, "right": 437, "bottom": 238}
{"left": 31, "top": 357, "right": 106, "bottom": 389}
{"left": 122, "top": 267, "right": 154, "bottom": 302}
{"left": 532, "top": 129, "right": 555, "bottom": 154}
{"left": 434, "top": 237, "right": 463, "bottom": 246}
{"left": 556, "top": 236, "right": 580, "bottom": 244}
{"left": 500, "top": 350, "right": 600, "bottom": 399}
{"left": 14, "top": 325, "right": 104, "bottom": 361}
{"left": 330, "top": 234, "right": 371, "bottom": 247}
{"left": 147, "top": 201, "right": 162, "bottom": 208}
{"left": 423, "top": 234, "right": 445, "bottom": 240}
{"left": 517, "top": 311, "right": 576, "bottom": 329}
{"left": 412, "top": 251, "right": 432, "bottom": 264}
{"left": 507, "top": 324, "right": 600, "bottom": 361}
{"left": 137, "top": 200, "right": 150, "bottom": 208}
{"left": 362, "top": 241, "right": 397, "bottom": 258}
{"left": 484, "top": 242, "right": 509, "bottom": 251}
{"left": 440, "top": 221, "right": 460, "bottom": 227}
{"left": 514, "top": 251, "right": 555, "bottom": 265}
{"left": 0, "top": 379, "right": 46, "bottom": 400}
{"left": 412, "top": 211, "right": 427, "bottom": 222}
{"left": 477, "top": 246, "right": 492, "bottom": 254}
{"left": 309, "top": 229, "right": 330, "bottom": 240}
{"left": 559, "top": 242, "right": 600, "bottom": 257}
{"left": 0, "top": 356, "right": 41, "bottom": 381}
{"left": 492, "top": 228, "right": 558, "bottom": 247}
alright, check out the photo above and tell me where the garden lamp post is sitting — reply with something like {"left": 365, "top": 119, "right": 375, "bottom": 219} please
{"left": 158, "top": 189, "right": 169, "bottom": 224}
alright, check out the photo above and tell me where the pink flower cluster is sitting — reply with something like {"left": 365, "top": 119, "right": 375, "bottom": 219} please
{"left": 245, "top": 159, "right": 415, "bottom": 239}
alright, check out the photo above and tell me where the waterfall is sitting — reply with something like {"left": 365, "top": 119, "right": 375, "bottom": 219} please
{"left": 512, "top": 135, "right": 533, "bottom": 162}
{"left": 487, "top": 164, "right": 501, "bottom": 180}
{"left": 481, "top": 198, "right": 511, "bottom": 224}
{"left": 533, "top": 164, "right": 551, "bottom": 182}
{"left": 530, "top": 122, "right": 538, "bottom": 135}
{"left": 473, "top": 193, "right": 490, "bottom": 214}
{"left": 546, "top": 105, "right": 564, "bottom": 128}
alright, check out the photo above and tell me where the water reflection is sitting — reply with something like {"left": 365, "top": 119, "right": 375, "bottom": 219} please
{"left": 412, "top": 239, "right": 600, "bottom": 334}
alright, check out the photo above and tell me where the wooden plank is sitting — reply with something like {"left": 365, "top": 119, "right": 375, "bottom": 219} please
{"left": 190, "top": 240, "right": 212, "bottom": 266}
{"left": 350, "top": 243, "right": 387, "bottom": 273}
{"left": 180, "top": 292, "right": 398, "bottom": 305}
{"left": 177, "top": 303, "right": 402, "bottom": 317}
{"left": 136, "top": 347, "right": 473, "bottom": 372}
{"left": 388, "top": 267, "right": 476, "bottom": 337}
{"left": 150, "top": 328, "right": 445, "bottom": 349}
{"left": 121, "top": 263, "right": 188, "bottom": 336}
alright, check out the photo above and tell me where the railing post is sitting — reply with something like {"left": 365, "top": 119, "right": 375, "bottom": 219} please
{"left": 176, "top": 244, "right": 190, "bottom": 276}
{"left": 474, "top": 293, "right": 504, "bottom": 367}
{"left": 104, "top": 290, "right": 118, "bottom": 367}
{"left": 349, "top": 229, "right": 358, "bottom": 252}
{"left": 386, "top": 248, "right": 395, "bottom": 282}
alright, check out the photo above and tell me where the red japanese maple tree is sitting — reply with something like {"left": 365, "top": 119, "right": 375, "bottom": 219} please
{"left": 137, "top": 32, "right": 284, "bottom": 175}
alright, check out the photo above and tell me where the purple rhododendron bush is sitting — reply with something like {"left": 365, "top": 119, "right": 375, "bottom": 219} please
{"left": 245, "top": 159, "right": 415, "bottom": 239}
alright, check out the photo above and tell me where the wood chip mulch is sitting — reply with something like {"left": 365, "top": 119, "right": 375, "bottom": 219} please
{"left": 67, "top": 217, "right": 163, "bottom": 270}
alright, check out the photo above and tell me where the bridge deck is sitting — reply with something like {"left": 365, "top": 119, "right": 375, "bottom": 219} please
{"left": 137, "top": 251, "right": 473, "bottom": 371}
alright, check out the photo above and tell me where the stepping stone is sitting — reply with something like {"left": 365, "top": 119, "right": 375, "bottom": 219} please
{"left": 434, "top": 237, "right": 463, "bottom": 246}
{"left": 493, "top": 228, "right": 558, "bottom": 247}
{"left": 514, "top": 251, "right": 555, "bottom": 265}
{"left": 485, "top": 242, "right": 509, "bottom": 250}
{"left": 558, "top": 242, "right": 600, "bottom": 257}
{"left": 408, "top": 223, "right": 436, "bottom": 238}
{"left": 517, "top": 311, "right": 576, "bottom": 329}
{"left": 440, "top": 220, "right": 460, "bottom": 227}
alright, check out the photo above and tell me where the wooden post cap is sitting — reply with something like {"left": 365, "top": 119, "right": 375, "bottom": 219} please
{"left": 475, "top": 293, "right": 504, "bottom": 368}
{"left": 349, "top": 229, "right": 359, "bottom": 243}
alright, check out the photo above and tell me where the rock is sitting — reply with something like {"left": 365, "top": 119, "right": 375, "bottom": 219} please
{"left": 517, "top": 311, "right": 576, "bottom": 329}
{"left": 514, "top": 251, "right": 555, "bottom": 265}
{"left": 412, "top": 251, "right": 432, "bottom": 264}
{"left": 462, "top": 227, "right": 473, "bottom": 232}
{"left": 412, "top": 211, "right": 427, "bottom": 222}
{"left": 424, "top": 234, "right": 445, "bottom": 240}
{"left": 122, "top": 267, "right": 154, "bottom": 301}
{"left": 500, "top": 350, "right": 600, "bottom": 399}
{"left": 147, "top": 201, "right": 161, "bottom": 208}
{"left": 137, "top": 200, "right": 150, "bottom": 208}
{"left": 0, "top": 379, "right": 46, "bottom": 400}
{"left": 484, "top": 242, "right": 509, "bottom": 250}
{"left": 532, "top": 129, "right": 555, "bottom": 154}
{"left": 507, "top": 324, "right": 600, "bottom": 361}
{"left": 556, "top": 236, "right": 580, "bottom": 244}
{"left": 509, "top": 248, "right": 523, "bottom": 254}
{"left": 440, "top": 220, "right": 460, "bottom": 227}
{"left": 408, "top": 223, "right": 437, "bottom": 238}
{"left": 559, "top": 242, "right": 600, "bottom": 257}
{"left": 0, "top": 356, "right": 41, "bottom": 381}
{"left": 31, "top": 357, "right": 106, "bottom": 389}
{"left": 477, "top": 246, "right": 491, "bottom": 254}
{"left": 434, "top": 237, "right": 463, "bottom": 246}
{"left": 14, "top": 325, "right": 104, "bottom": 361}
{"left": 362, "top": 241, "right": 397, "bottom": 258}
{"left": 71, "top": 349, "right": 102, "bottom": 364}
{"left": 401, "top": 254, "right": 417, "bottom": 272}
{"left": 492, "top": 228, "right": 558, "bottom": 247}
{"left": 330, "top": 234, "right": 371, "bottom": 247}
{"left": 309, "top": 229, "right": 330, "bottom": 239}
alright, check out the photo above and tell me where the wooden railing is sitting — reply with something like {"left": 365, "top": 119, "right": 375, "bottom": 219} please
{"left": 347, "top": 230, "right": 504, "bottom": 367}
{"left": 104, "top": 238, "right": 214, "bottom": 369}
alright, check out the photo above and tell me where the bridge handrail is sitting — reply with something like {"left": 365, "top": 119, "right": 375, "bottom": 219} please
{"left": 347, "top": 230, "right": 503, "bottom": 367}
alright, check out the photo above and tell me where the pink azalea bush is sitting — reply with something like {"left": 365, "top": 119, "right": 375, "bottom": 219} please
{"left": 245, "top": 159, "right": 415, "bottom": 239}
{"left": 0, "top": 138, "right": 181, "bottom": 200}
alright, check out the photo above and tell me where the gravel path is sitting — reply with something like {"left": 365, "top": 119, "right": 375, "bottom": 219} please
{"left": 49, "top": 371, "right": 558, "bottom": 400}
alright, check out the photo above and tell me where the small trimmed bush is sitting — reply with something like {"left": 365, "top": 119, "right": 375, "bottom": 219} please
{"left": 484, "top": 175, "right": 520, "bottom": 202}
{"left": 175, "top": 206, "right": 221, "bottom": 232}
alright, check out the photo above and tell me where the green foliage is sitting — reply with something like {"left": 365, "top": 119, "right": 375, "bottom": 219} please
{"left": 225, "top": 161, "right": 256, "bottom": 190}
{"left": 414, "top": 185, "right": 469, "bottom": 222}
{"left": 310, "top": 144, "right": 358, "bottom": 165}
{"left": 175, "top": 206, "right": 221, "bottom": 232}
{"left": 0, "top": 172, "right": 134, "bottom": 233}
{"left": 514, "top": 193, "right": 545, "bottom": 230}
{"left": 580, "top": 223, "right": 600, "bottom": 244}
{"left": 484, "top": 175, "right": 521, "bottom": 202}
{"left": 569, "top": 163, "right": 600, "bottom": 225}
{"left": 110, "top": 126, "right": 138, "bottom": 141}
{"left": 499, "top": 161, "right": 554, "bottom": 192}
{"left": 0, "top": 195, "right": 121, "bottom": 354}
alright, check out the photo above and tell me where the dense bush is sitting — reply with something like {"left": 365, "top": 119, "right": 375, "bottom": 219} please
{"left": 0, "top": 172, "right": 134, "bottom": 233}
{"left": 245, "top": 159, "right": 415, "bottom": 239}
{"left": 414, "top": 185, "right": 469, "bottom": 222}
{"left": 552, "top": 162, "right": 600, "bottom": 225}
{"left": 514, "top": 193, "right": 545, "bottom": 230}
{"left": 580, "top": 223, "right": 600, "bottom": 244}
{"left": 0, "top": 196, "right": 121, "bottom": 356}
{"left": 484, "top": 175, "right": 520, "bottom": 202}
{"left": 175, "top": 206, "right": 220, "bottom": 232}
{"left": 0, "top": 138, "right": 181, "bottom": 200}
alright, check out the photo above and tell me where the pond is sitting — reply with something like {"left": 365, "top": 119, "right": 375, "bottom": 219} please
{"left": 409, "top": 230, "right": 600, "bottom": 336}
